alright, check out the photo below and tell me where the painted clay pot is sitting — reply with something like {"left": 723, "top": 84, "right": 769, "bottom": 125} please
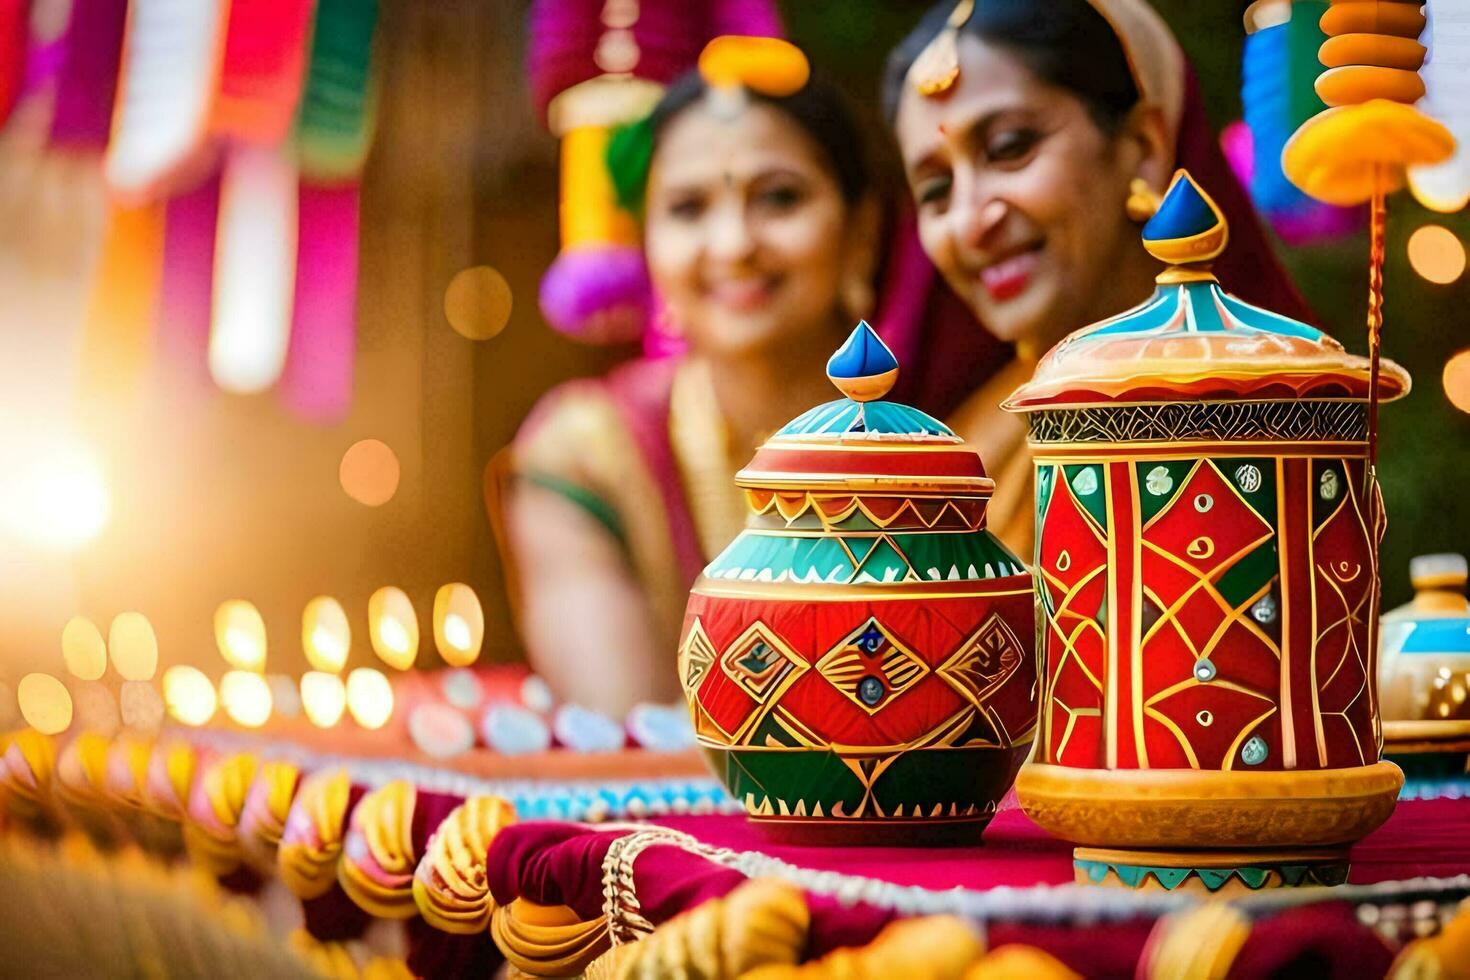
{"left": 1378, "top": 554, "right": 1470, "bottom": 779}
{"left": 679, "top": 323, "right": 1036, "bottom": 845}
{"left": 1006, "top": 171, "right": 1407, "bottom": 892}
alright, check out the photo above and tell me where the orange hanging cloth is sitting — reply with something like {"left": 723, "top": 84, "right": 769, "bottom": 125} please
{"left": 78, "top": 201, "right": 166, "bottom": 405}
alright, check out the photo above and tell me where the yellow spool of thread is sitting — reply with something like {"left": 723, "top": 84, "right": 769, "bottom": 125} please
{"left": 560, "top": 126, "right": 640, "bottom": 250}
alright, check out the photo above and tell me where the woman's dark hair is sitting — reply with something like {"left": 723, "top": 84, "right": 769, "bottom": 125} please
{"left": 881, "top": 0, "right": 1140, "bottom": 134}
{"left": 609, "top": 70, "right": 871, "bottom": 211}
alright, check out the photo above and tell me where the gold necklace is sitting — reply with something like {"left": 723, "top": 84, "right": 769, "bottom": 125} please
{"left": 668, "top": 359, "right": 750, "bottom": 561}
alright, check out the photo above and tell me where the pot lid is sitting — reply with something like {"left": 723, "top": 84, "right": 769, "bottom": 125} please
{"left": 735, "top": 322, "right": 992, "bottom": 496}
{"left": 1005, "top": 170, "right": 1410, "bottom": 412}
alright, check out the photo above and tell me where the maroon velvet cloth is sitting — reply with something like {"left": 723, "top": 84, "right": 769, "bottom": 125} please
{"left": 406, "top": 918, "right": 501, "bottom": 980}
{"left": 486, "top": 799, "right": 1470, "bottom": 975}
{"left": 1225, "top": 904, "right": 1396, "bottom": 979}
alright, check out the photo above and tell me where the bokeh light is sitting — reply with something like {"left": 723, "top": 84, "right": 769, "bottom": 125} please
{"left": 220, "top": 670, "right": 273, "bottom": 728}
{"left": 346, "top": 667, "right": 394, "bottom": 730}
{"left": 443, "top": 265, "right": 513, "bottom": 340}
{"left": 339, "top": 439, "right": 400, "bottom": 507}
{"left": 300, "top": 671, "right": 347, "bottom": 728}
{"left": 18, "top": 673, "right": 73, "bottom": 734}
{"left": 108, "top": 611, "right": 159, "bottom": 681}
{"left": 120, "top": 681, "right": 164, "bottom": 732}
{"left": 368, "top": 586, "right": 418, "bottom": 670}
{"left": 61, "top": 616, "right": 108, "bottom": 680}
{"left": 1444, "top": 349, "right": 1470, "bottom": 414}
{"left": 214, "top": 599, "right": 267, "bottom": 671}
{"left": 432, "top": 583, "right": 484, "bottom": 667}
{"left": 302, "top": 596, "right": 351, "bottom": 673}
{"left": 0, "top": 434, "right": 110, "bottom": 553}
{"left": 162, "top": 665, "right": 217, "bottom": 727}
{"left": 1407, "top": 224, "right": 1467, "bottom": 285}
{"left": 72, "top": 682, "right": 120, "bottom": 735}
{"left": 267, "top": 674, "right": 302, "bottom": 717}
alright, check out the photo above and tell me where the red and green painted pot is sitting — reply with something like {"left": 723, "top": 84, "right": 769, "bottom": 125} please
{"left": 1005, "top": 171, "right": 1407, "bottom": 891}
{"left": 679, "top": 323, "right": 1036, "bottom": 845}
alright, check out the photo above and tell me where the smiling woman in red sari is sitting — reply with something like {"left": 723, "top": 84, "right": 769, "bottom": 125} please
{"left": 883, "top": 0, "right": 1313, "bottom": 555}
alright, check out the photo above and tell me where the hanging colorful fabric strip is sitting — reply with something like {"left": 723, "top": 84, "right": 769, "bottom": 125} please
{"left": 19, "top": 0, "right": 68, "bottom": 102}
{"left": 78, "top": 201, "right": 166, "bottom": 403}
{"left": 279, "top": 182, "right": 359, "bottom": 424}
{"left": 212, "top": 0, "right": 315, "bottom": 146}
{"left": 1410, "top": 2, "right": 1470, "bottom": 213}
{"left": 105, "top": 0, "right": 228, "bottom": 203}
{"left": 209, "top": 145, "right": 298, "bottom": 394}
{"left": 1234, "top": 0, "right": 1361, "bottom": 244}
{"left": 0, "top": 0, "right": 27, "bottom": 129}
{"left": 48, "top": 0, "right": 127, "bottom": 148}
{"left": 156, "top": 176, "right": 220, "bottom": 388}
{"left": 297, "top": 0, "right": 378, "bottom": 182}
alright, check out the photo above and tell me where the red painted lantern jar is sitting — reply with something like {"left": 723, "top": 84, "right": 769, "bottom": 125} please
{"left": 679, "top": 323, "right": 1037, "bottom": 845}
{"left": 1006, "top": 171, "right": 1409, "bottom": 892}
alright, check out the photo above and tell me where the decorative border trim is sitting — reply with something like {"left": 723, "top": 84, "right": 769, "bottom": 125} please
{"left": 1027, "top": 400, "right": 1367, "bottom": 445}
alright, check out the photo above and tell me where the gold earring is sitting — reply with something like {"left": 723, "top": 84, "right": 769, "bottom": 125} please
{"left": 1126, "top": 178, "right": 1162, "bottom": 223}
{"left": 841, "top": 277, "right": 875, "bottom": 323}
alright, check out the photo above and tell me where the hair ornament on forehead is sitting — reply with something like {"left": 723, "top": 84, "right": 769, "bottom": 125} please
{"left": 909, "top": 0, "right": 974, "bottom": 96}
{"left": 904, "top": 0, "right": 1184, "bottom": 142}
{"left": 697, "top": 35, "right": 810, "bottom": 96}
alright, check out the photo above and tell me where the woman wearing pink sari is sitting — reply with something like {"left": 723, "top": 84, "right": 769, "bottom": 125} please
{"left": 884, "top": 0, "right": 1314, "bottom": 554}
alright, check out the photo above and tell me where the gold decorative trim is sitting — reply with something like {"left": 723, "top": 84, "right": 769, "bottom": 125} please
{"left": 1016, "top": 760, "right": 1403, "bottom": 848}
{"left": 690, "top": 578, "right": 1031, "bottom": 603}
{"left": 1382, "top": 719, "right": 1470, "bottom": 742}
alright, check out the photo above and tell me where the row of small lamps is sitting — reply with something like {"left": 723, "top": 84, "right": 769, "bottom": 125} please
{"left": 19, "top": 584, "right": 486, "bottom": 736}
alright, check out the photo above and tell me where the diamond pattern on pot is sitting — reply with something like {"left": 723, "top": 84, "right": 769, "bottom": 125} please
{"left": 719, "top": 622, "right": 807, "bottom": 704}
{"left": 815, "top": 618, "right": 929, "bottom": 715}
{"left": 938, "top": 613, "right": 1026, "bottom": 714}
{"left": 678, "top": 619, "right": 717, "bottom": 698}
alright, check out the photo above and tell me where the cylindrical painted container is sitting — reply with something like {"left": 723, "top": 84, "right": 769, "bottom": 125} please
{"left": 679, "top": 323, "right": 1037, "bottom": 845}
{"left": 1006, "top": 171, "right": 1408, "bottom": 892}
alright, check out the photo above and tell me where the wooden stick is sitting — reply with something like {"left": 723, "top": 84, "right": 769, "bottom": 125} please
{"left": 1365, "top": 164, "right": 1386, "bottom": 499}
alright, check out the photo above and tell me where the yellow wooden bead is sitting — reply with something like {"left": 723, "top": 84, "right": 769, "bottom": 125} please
{"left": 1315, "top": 64, "right": 1425, "bottom": 107}
{"left": 1320, "top": 1, "right": 1425, "bottom": 40}
{"left": 698, "top": 36, "right": 810, "bottom": 97}
{"left": 1319, "top": 33, "right": 1426, "bottom": 71}
{"left": 1283, "top": 101, "right": 1453, "bottom": 205}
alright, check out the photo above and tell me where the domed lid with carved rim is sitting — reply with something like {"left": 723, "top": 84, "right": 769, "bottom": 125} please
{"left": 1004, "top": 170, "right": 1410, "bottom": 413}
{"left": 737, "top": 321, "right": 993, "bottom": 499}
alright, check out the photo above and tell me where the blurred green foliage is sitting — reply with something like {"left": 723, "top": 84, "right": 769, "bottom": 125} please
{"left": 785, "top": 0, "right": 1470, "bottom": 604}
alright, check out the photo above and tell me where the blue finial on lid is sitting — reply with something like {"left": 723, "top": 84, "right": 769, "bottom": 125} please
{"left": 826, "top": 320, "right": 899, "bottom": 402}
{"left": 1142, "top": 170, "right": 1228, "bottom": 268}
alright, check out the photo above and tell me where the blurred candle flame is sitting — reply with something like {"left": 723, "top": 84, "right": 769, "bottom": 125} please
{"left": 163, "top": 665, "right": 217, "bottom": 727}
{"left": 346, "top": 667, "right": 393, "bottom": 729}
{"left": 302, "top": 596, "right": 351, "bottom": 673}
{"left": 220, "top": 670, "right": 273, "bottom": 728}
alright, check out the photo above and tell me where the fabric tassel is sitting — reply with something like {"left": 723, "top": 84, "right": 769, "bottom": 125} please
{"left": 0, "top": 0, "right": 27, "bottom": 129}
{"left": 47, "top": 0, "right": 126, "bottom": 148}
{"left": 1234, "top": 1, "right": 1362, "bottom": 243}
{"left": 104, "top": 0, "right": 228, "bottom": 203}
{"left": 296, "top": 0, "right": 379, "bottom": 182}
{"left": 212, "top": 0, "right": 314, "bottom": 145}
{"left": 1410, "top": 2, "right": 1470, "bottom": 213}
{"left": 209, "top": 145, "right": 298, "bottom": 395}
{"left": 155, "top": 175, "right": 220, "bottom": 388}
{"left": 78, "top": 201, "right": 166, "bottom": 403}
{"left": 279, "top": 182, "right": 359, "bottom": 424}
